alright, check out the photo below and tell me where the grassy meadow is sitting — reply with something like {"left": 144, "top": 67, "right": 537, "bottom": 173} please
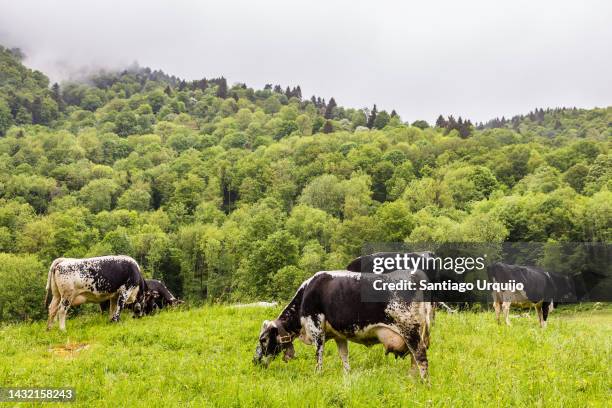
{"left": 0, "top": 304, "right": 610, "bottom": 407}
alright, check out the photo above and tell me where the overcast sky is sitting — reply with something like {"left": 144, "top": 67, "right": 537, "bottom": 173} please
{"left": 0, "top": 0, "right": 610, "bottom": 122}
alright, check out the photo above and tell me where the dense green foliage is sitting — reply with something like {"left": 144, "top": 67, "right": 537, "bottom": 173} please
{"left": 0, "top": 46, "right": 610, "bottom": 321}
{"left": 0, "top": 305, "right": 610, "bottom": 406}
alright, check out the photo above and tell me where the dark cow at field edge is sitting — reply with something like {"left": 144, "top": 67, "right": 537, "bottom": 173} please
{"left": 253, "top": 270, "right": 434, "bottom": 379}
{"left": 146, "top": 279, "right": 184, "bottom": 310}
{"left": 99, "top": 279, "right": 183, "bottom": 315}
{"left": 45, "top": 256, "right": 151, "bottom": 331}
{"left": 488, "top": 262, "right": 577, "bottom": 328}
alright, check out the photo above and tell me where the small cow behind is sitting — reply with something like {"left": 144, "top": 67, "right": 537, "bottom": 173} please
{"left": 146, "top": 279, "right": 184, "bottom": 311}
{"left": 45, "top": 256, "right": 150, "bottom": 331}
{"left": 254, "top": 271, "right": 433, "bottom": 379}
{"left": 488, "top": 262, "right": 576, "bottom": 328}
{"left": 99, "top": 279, "right": 183, "bottom": 315}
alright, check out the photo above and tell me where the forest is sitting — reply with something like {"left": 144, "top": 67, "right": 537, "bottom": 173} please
{"left": 0, "top": 45, "right": 610, "bottom": 322}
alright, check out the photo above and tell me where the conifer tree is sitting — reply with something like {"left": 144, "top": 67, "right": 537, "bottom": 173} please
{"left": 325, "top": 97, "right": 337, "bottom": 119}
{"left": 367, "top": 104, "right": 378, "bottom": 128}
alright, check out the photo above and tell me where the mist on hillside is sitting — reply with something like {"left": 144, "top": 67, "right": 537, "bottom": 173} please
{"left": 0, "top": 0, "right": 611, "bottom": 122}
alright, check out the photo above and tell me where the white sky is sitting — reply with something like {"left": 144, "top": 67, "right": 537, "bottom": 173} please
{"left": 0, "top": 0, "right": 610, "bottom": 122}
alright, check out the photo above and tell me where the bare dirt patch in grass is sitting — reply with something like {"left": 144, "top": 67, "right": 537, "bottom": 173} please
{"left": 49, "top": 342, "right": 90, "bottom": 358}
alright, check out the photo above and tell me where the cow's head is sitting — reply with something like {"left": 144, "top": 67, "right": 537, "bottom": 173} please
{"left": 253, "top": 319, "right": 295, "bottom": 367}
{"left": 145, "top": 290, "right": 161, "bottom": 314}
{"left": 133, "top": 290, "right": 159, "bottom": 318}
{"left": 132, "top": 300, "right": 145, "bottom": 318}
{"left": 556, "top": 275, "right": 578, "bottom": 303}
{"left": 169, "top": 298, "right": 185, "bottom": 307}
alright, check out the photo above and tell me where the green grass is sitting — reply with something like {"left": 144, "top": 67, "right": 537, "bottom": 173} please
{"left": 0, "top": 305, "right": 610, "bottom": 407}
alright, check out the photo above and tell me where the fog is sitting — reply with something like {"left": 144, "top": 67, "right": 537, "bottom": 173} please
{"left": 1, "top": 0, "right": 610, "bottom": 122}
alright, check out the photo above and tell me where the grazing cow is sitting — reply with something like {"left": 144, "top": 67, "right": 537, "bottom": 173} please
{"left": 99, "top": 279, "right": 183, "bottom": 315}
{"left": 488, "top": 262, "right": 576, "bottom": 328}
{"left": 146, "top": 279, "right": 183, "bottom": 310}
{"left": 253, "top": 270, "right": 434, "bottom": 379}
{"left": 45, "top": 256, "right": 149, "bottom": 331}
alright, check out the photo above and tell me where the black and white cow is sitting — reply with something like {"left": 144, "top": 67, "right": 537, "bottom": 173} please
{"left": 254, "top": 271, "right": 434, "bottom": 379}
{"left": 146, "top": 279, "right": 184, "bottom": 310}
{"left": 45, "top": 256, "right": 150, "bottom": 331}
{"left": 99, "top": 279, "right": 183, "bottom": 315}
{"left": 488, "top": 262, "right": 576, "bottom": 328}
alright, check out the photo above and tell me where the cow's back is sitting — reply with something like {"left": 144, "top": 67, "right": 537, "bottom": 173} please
{"left": 55, "top": 255, "right": 142, "bottom": 294}
{"left": 299, "top": 271, "right": 426, "bottom": 334}
{"left": 489, "top": 262, "right": 554, "bottom": 303}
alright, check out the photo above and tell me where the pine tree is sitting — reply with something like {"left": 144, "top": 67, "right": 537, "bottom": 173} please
{"left": 193, "top": 78, "right": 208, "bottom": 91}
{"left": 435, "top": 114, "right": 447, "bottom": 128}
{"left": 446, "top": 115, "right": 457, "bottom": 133}
{"left": 325, "top": 97, "right": 337, "bottom": 119}
{"left": 216, "top": 77, "right": 228, "bottom": 98}
{"left": 51, "top": 83, "right": 64, "bottom": 111}
{"left": 31, "top": 96, "right": 42, "bottom": 125}
{"left": 458, "top": 118, "right": 473, "bottom": 138}
{"left": 367, "top": 104, "right": 378, "bottom": 129}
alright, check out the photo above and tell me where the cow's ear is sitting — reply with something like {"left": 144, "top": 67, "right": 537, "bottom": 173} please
{"left": 261, "top": 320, "right": 272, "bottom": 331}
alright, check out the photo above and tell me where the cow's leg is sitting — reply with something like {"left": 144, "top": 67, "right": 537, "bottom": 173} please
{"left": 46, "top": 296, "right": 60, "bottom": 330}
{"left": 404, "top": 331, "right": 428, "bottom": 380}
{"left": 493, "top": 300, "right": 502, "bottom": 324}
{"left": 112, "top": 289, "right": 129, "bottom": 322}
{"left": 535, "top": 303, "right": 544, "bottom": 328}
{"left": 108, "top": 297, "right": 118, "bottom": 320}
{"left": 58, "top": 298, "right": 71, "bottom": 331}
{"left": 309, "top": 315, "right": 325, "bottom": 372}
{"left": 335, "top": 338, "right": 350, "bottom": 373}
{"left": 541, "top": 301, "right": 550, "bottom": 328}
{"left": 502, "top": 301, "right": 511, "bottom": 326}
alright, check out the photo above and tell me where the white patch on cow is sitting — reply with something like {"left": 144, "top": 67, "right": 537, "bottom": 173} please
{"left": 494, "top": 289, "right": 530, "bottom": 305}
{"left": 386, "top": 299, "right": 430, "bottom": 344}
{"left": 299, "top": 314, "right": 324, "bottom": 345}
{"left": 349, "top": 322, "right": 402, "bottom": 340}
{"left": 125, "top": 285, "right": 140, "bottom": 304}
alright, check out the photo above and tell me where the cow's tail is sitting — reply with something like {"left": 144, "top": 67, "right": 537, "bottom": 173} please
{"left": 44, "top": 258, "right": 61, "bottom": 308}
{"left": 420, "top": 302, "right": 433, "bottom": 348}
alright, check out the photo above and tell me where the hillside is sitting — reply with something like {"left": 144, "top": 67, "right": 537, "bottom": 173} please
{"left": 0, "top": 305, "right": 610, "bottom": 406}
{"left": 0, "top": 46, "right": 610, "bottom": 322}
